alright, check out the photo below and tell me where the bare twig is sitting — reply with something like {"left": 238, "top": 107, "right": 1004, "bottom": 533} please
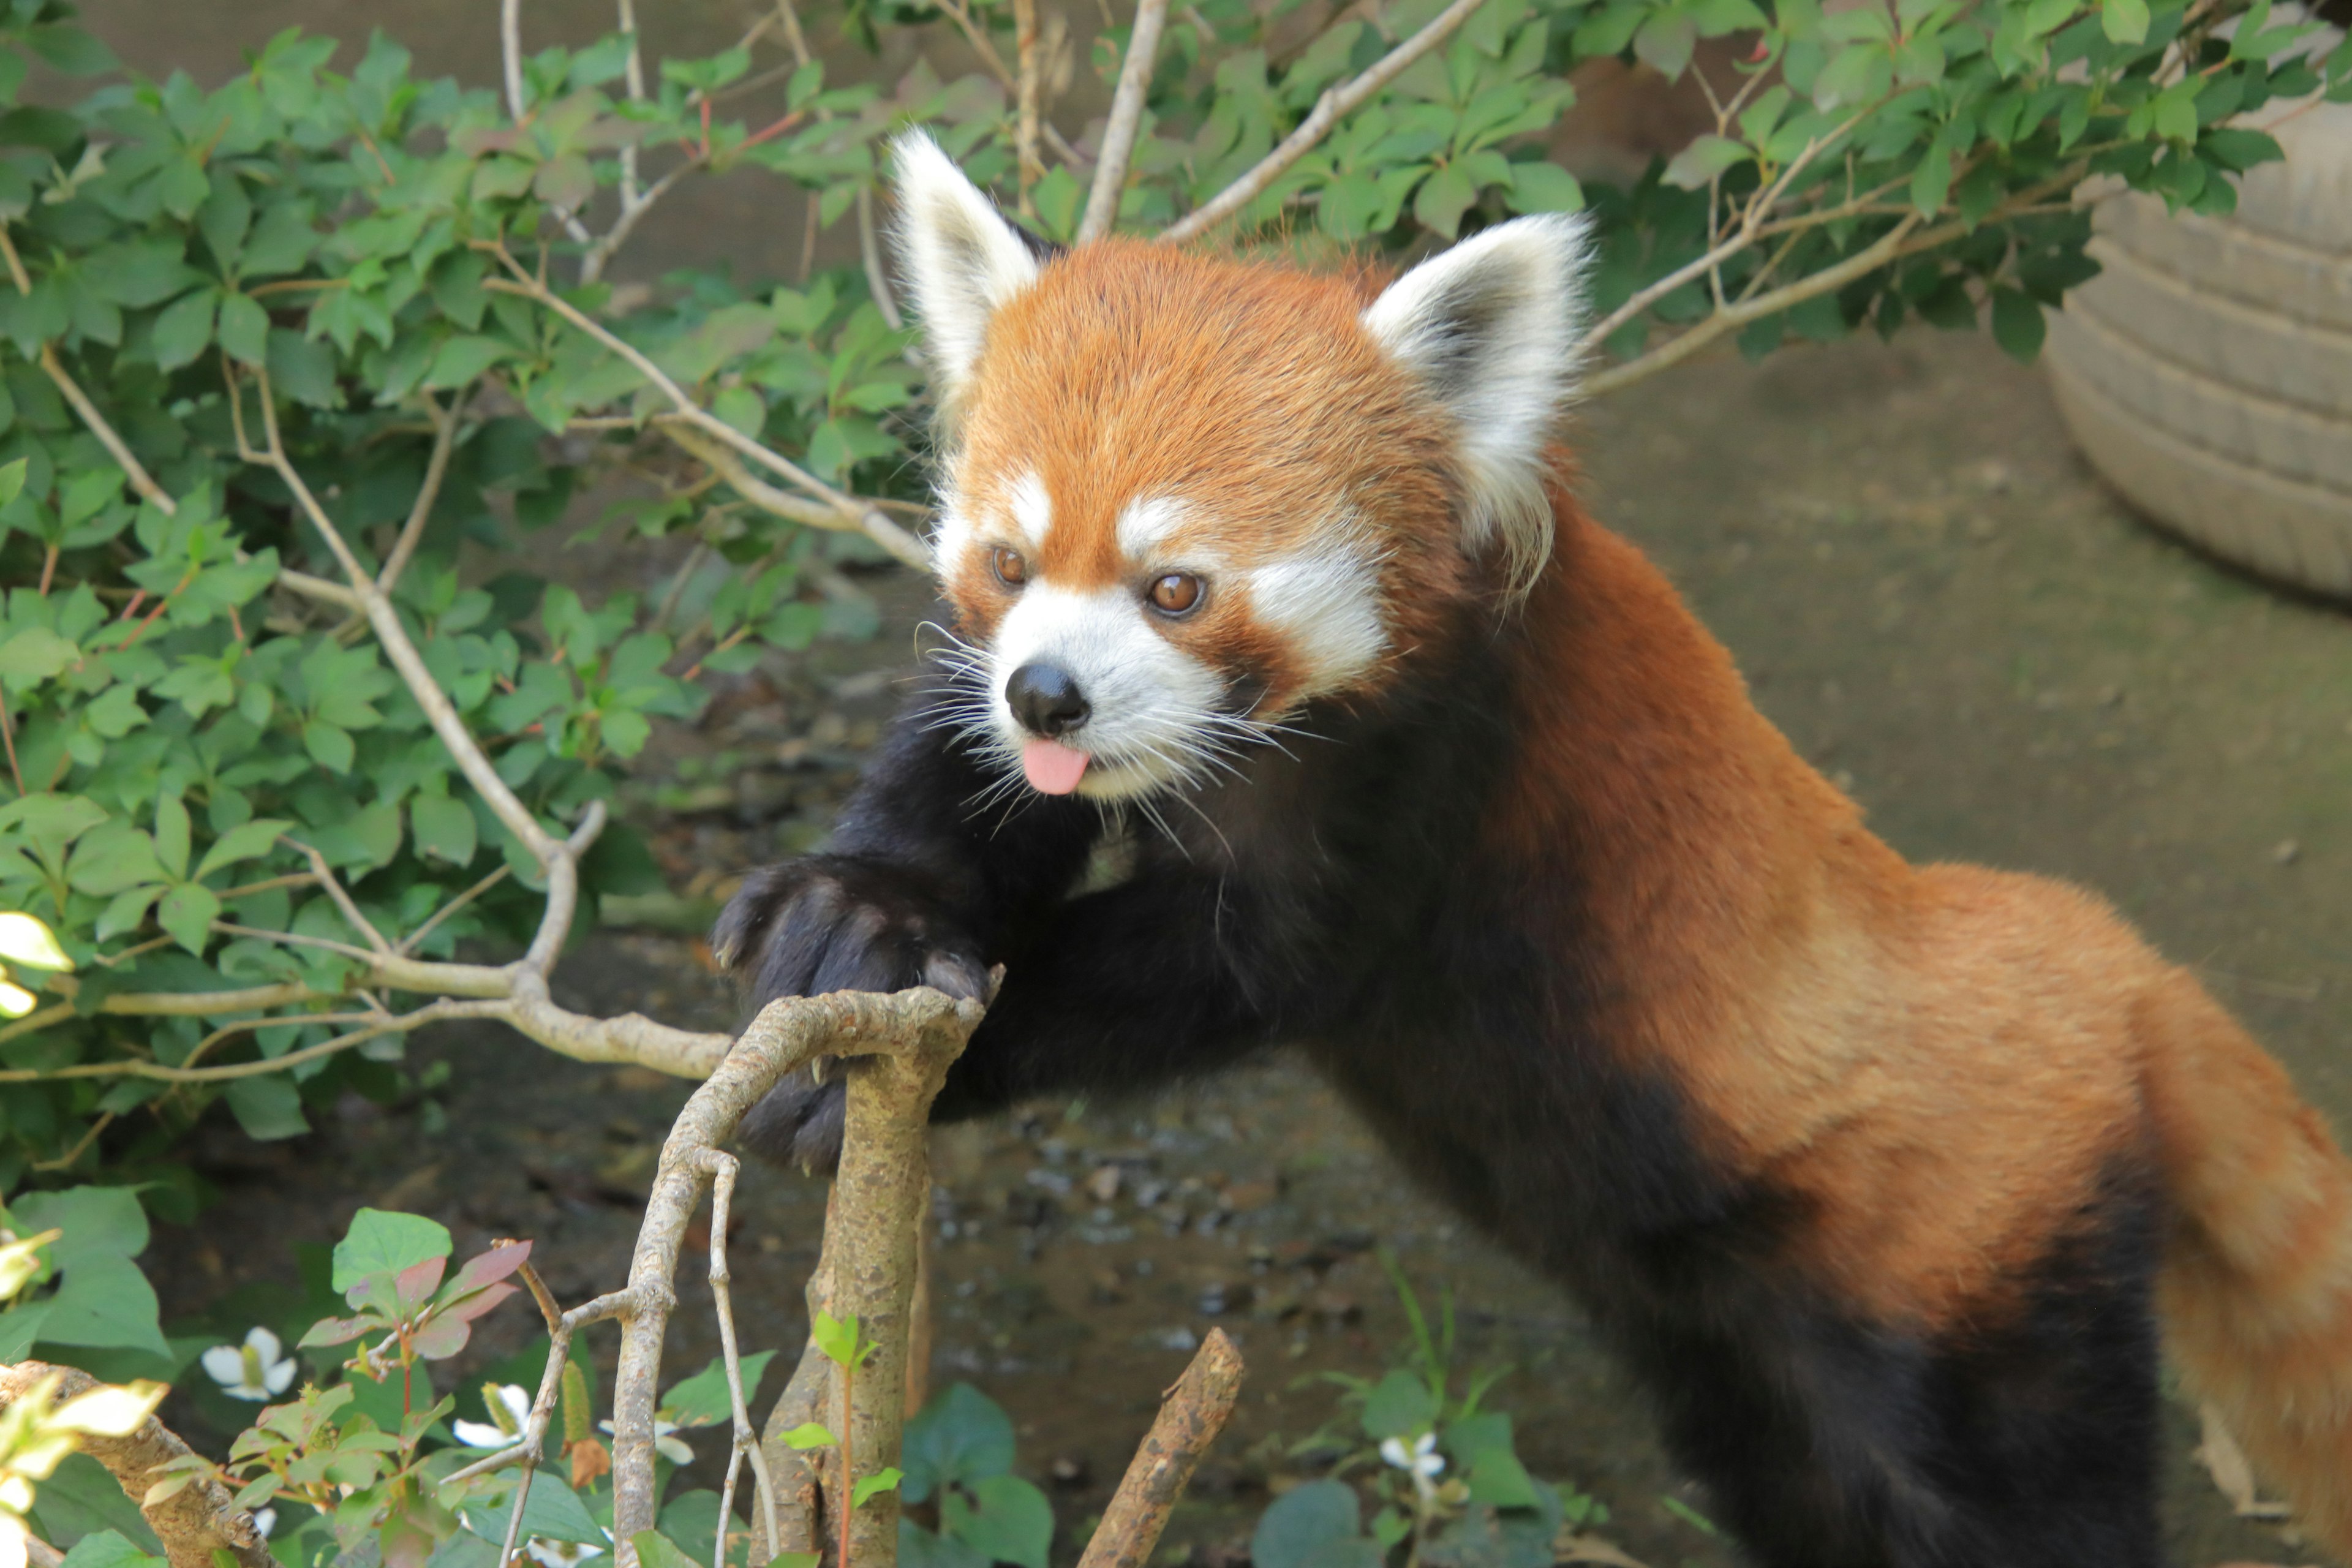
{"left": 0, "top": 1363, "right": 273, "bottom": 1568}
{"left": 282, "top": 836, "right": 394, "bottom": 956}
{"left": 859, "top": 186, "right": 903, "bottom": 331}
{"left": 696, "top": 1148, "right": 783, "bottom": 1562}
{"left": 662, "top": 421, "right": 929, "bottom": 568}
{"left": 775, "top": 0, "right": 813, "bottom": 65}
{"left": 926, "top": 0, "right": 1091, "bottom": 168}
{"left": 1159, "top": 0, "right": 1483, "bottom": 243}
{"left": 502, "top": 0, "right": 527, "bottom": 123}
{"left": 1014, "top": 0, "right": 1045, "bottom": 216}
{"left": 376, "top": 391, "right": 462, "bottom": 594}
{"left": 1079, "top": 0, "right": 1170, "bottom": 243}
{"left": 396, "top": 863, "right": 513, "bottom": 956}
{"left": 1076, "top": 1330, "right": 1246, "bottom": 1568}
{"left": 618, "top": 0, "right": 646, "bottom": 207}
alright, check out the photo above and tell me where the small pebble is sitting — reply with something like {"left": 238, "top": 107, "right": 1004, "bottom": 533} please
{"left": 2274, "top": 840, "right": 2302, "bottom": 866}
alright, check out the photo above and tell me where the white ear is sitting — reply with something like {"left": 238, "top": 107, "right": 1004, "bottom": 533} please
{"left": 889, "top": 130, "right": 1044, "bottom": 421}
{"left": 1362, "top": 213, "right": 1593, "bottom": 589}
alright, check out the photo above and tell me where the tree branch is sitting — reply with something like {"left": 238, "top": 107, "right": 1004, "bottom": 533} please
{"left": 1079, "top": 0, "right": 1170, "bottom": 243}
{"left": 1158, "top": 0, "right": 1483, "bottom": 243}
{"left": 606, "top": 986, "right": 984, "bottom": 1568}
{"left": 1076, "top": 1330, "right": 1245, "bottom": 1568}
{"left": 0, "top": 1364, "right": 273, "bottom": 1568}
{"left": 375, "top": 391, "right": 462, "bottom": 594}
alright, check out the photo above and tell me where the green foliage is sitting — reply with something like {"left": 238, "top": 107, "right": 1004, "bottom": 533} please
{"left": 898, "top": 1383, "right": 1054, "bottom": 1568}
{"left": 1257, "top": 1260, "right": 1611, "bottom": 1568}
{"left": 0, "top": 1186, "right": 169, "bottom": 1365}
{"left": 0, "top": 0, "right": 2339, "bottom": 1464}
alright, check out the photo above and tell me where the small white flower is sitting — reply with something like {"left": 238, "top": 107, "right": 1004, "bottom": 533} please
{"left": 453, "top": 1384, "right": 533, "bottom": 1449}
{"left": 200, "top": 1329, "right": 296, "bottom": 1402}
{"left": 524, "top": 1539, "right": 607, "bottom": 1568}
{"left": 599, "top": 1417, "right": 693, "bottom": 1466}
{"left": 1379, "top": 1432, "right": 1446, "bottom": 1499}
{"left": 251, "top": 1509, "right": 277, "bottom": 1540}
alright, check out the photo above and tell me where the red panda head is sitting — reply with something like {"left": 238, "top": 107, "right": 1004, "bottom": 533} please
{"left": 891, "top": 131, "right": 1591, "bottom": 802}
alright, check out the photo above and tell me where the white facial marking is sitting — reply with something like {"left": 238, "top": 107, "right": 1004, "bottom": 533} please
{"left": 1115, "top": 496, "right": 1188, "bottom": 561}
{"left": 1008, "top": 470, "right": 1052, "bottom": 550}
{"left": 1246, "top": 548, "right": 1388, "bottom": 695}
{"left": 930, "top": 483, "right": 976, "bottom": 567}
{"left": 990, "top": 582, "right": 1227, "bottom": 801}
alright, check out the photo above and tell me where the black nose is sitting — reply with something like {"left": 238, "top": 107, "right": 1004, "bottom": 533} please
{"left": 1006, "top": 662, "right": 1090, "bottom": 737}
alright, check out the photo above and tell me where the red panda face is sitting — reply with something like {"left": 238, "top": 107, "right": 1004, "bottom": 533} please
{"left": 889, "top": 133, "right": 1592, "bottom": 802}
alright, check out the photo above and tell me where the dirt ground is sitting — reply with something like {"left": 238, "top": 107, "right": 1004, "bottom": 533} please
{"left": 76, "top": 5, "right": 2352, "bottom": 1565}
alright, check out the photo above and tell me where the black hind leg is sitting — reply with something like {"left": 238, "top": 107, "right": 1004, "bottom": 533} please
{"left": 1614, "top": 1180, "right": 2166, "bottom": 1567}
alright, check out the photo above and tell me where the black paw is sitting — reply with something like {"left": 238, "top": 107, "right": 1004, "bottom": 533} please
{"left": 712, "top": 856, "right": 989, "bottom": 1003}
{"left": 713, "top": 857, "right": 987, "bottom": 1172}
{"left": 737, "top": 1060, "right": 848, "bottom": 1172}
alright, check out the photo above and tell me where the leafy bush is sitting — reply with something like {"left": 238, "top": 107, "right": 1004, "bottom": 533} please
{"left": 0, "top": 0, "right": 2340, "bottom": 1332}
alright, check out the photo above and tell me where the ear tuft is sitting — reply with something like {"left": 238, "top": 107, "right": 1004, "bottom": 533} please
{"left": 1362, "top": 213, "right": 1594, "bottom": 594}
{"left": 889, "top": 130, "right": 1044, "bottom": 425}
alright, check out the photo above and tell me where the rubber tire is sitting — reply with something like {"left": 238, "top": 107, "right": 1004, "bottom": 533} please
{"left": 2045, "top": 95, "right": 2352, "bottom": 596}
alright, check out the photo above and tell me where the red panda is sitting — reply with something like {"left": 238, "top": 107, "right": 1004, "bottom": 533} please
{"left": 714, "top": 130, "right": 2352, "bottom": 1565}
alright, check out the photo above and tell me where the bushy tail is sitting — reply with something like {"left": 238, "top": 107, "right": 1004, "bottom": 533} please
{"left": 2144, "top": 968, "right": 2352, "bottom": 1554}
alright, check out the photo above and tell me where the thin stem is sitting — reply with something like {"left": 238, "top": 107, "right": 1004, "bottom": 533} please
{"left": 1014, "top": 0, "right": 1044, "bottom": 216}
{"left": 1079, "top": 0, "right": 1170, "bottom": 243}
{"left": 618, "top": 0, "right": 645, "bottom": 208}
{"left": 859, "top": 187, "right": 903, "bottom": 331}
{"left": 282, "top": 836, "right": 394, "bottom": 955}
{"left": 396, "top": 864, "right": 513, "bottom": 956}
{"left": 1158, "top": 0, "right": 1483, "bottom": 243}
{"left": 502, "top": 0, "right": 527, "bottom": 124}
{"left": 662, "top": 421, "right": 929, "bottom": 568}
{"left": 775, "top": 0, "right": 813, "bottom": 64}
{"left": 376, "top": 392, "right": 462, "bottom": 594}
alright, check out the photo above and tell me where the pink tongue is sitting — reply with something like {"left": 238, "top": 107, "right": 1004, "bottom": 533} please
{"left": 1022, "top": 739, "right": 1091, "bottom": 794}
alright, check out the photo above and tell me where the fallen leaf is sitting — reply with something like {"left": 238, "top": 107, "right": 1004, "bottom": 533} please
{"left": 1557, "top": 1534, "right": 1651, "bottom": 1567}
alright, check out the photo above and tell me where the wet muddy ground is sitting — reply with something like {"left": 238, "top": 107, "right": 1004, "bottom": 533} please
{"left": 141, "top": 325, "right": 2352, "bottom": 1568}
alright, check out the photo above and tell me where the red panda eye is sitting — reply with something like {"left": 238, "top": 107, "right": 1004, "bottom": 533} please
{"left": 990, "top": 547, "right": 1028, "bottom": 587}
{"left": 1150, "top": 573, "right": 1203, "bottom": 615}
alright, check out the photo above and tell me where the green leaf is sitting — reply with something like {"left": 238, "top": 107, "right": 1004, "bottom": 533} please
{"left": 13, "top": 1188, "right": 148, "bottom": 1270}
{"left": 0, "top": 626, "right": 77, "bottom": 680}
{"left": 2101, "top": 0, "right": 2150, "bottom": 43}
{"left": 194, "top": 817, "right": 291, "bottom": 881}
{"left": 902, "top": 1383, "right": 1016, "bottom": 1503}
{"left": 630, "top": 1534, "right": 699, "bottom": 1568}
{"left": 303, "top": 720, "right": 354, "bottom": 772}
{"left": 1662, "top": 135, "right": 1750, "bottom": 189}
{"left": 30, "top": 1457, "right": 164, "bottom": 1556}
{"left": 266, "top": 328, "right": 338, "bottom": 407}
{"left": 941, "top": 1475, "right": 1048, "bottom": 1568}
{"left": 660, "top": 1350, "right": 778, "bottom": 1427}
{"left": 1251, "top": 1481, "right": 1368, "bottom": 1568}
{"left": 780, "top": 1422, "right": 837, "bottom": 1450}
{"left": 24, "top": 25, "right": 118, "bottom": 76}
{"left": 424, "top": 335, "right": 517, "bottom": 391}
{"left": 810, "top": 1309, "right": 864, "bottom": 1369}
{"left": 854, "top": 1468, "right": 907, "bottom": 1510}
{"left": 56, "top": 1534, "right": 161, "bottom": 1568}
{"left": 216, "top": 293, "right": 269, "bottom": 367}
{"left": 1505, "top": 162, "right": 1583, "bottom": 213}
{"left": 148, "top": 291, "right": 216, "bottom": 374}
{"left": 331, "top": 1208, "right": 453, "bottom": 1292}
{"left": 0, "top": 456, "right": 26, "bottom": 509}
{"left": 154, "top": 882, "right": 218, "bottom": 955}
{"left": 1990, "top": 285, "right": 2045, "bottom": 363}
{"left": 224, "top": 1073, "right": 309, "bottom": 1140}
{"left": 463, "top": 1472, "right": 605, "bottom": 1547}
{"left": 1909, "top": 135, "right": 1953, "bottom": 216}
{"left": 154, "top": 790, "right": 190, "bottom": 880}
{"left": 1360, "top": 1369, "right": 1436, "bottom": 1439}
{"left": 409, "top": 793, "right": 477, "bottom": 867}
{"left": 38, "top": 1254, "right": 170, "bottom": 1355}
